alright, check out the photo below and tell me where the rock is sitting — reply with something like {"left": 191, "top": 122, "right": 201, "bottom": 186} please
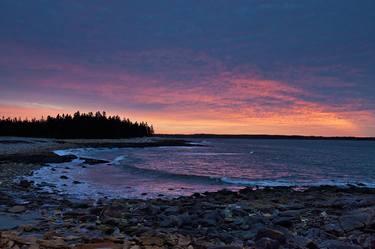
{"left": 339, "top": 211, "right": 368, "bottom": 232}
{"left": 242, "top": 215, "right": 266, "bottom": 226}
{"left": 164, "top": 206, "right": 179, "bottom": 214}
{"left": 123, "top": 240, "right": 134, "bottom": 249}
{"left": 319, "top": 240, "right": 362, "bottom": 249}
{"left": 202, "top": 213, "right": 220, "bottom": 226}
{"left": 220, "top": 233, "right": 235, "bottom": 244}
{"left": 38, "top": 238, "right": 68, "bottom": 248}
{"left": 1, "top": 232, "right": 36, "bottom": 245}
{"left": 80, "top": 214, "right": 98, "bottom": 223}
{"left": 255, "top": 237, "right": 280, "bottom": 249}
{"left": 89, "top": 207, "right": 103, "bottom": 216}
{"left": 43, "top": 231, "right": 60, "bottom": 240}
{"left": 8, "top": 205, "right": 26, "bottom": 213}
{"left": 76, "top": 241, "right": 123, "bottom": 249}
{"left": 64, "top": 235, "right": 80, "bottom": 241}
{"left": 164, "top": 234, "right": 193, "bottom": 247}
{"left": 367, "top": 237, "right": 375, "bottom": 249}
{"left": 255, "top": 229, "right": 286, "bottom": 244}
{"left": 159, "top": 215, "right": 177, "bottom": 227}
{"left": 71, "top": 201, "right": 91, "bottom": 209}
{"left": 175, "top": 213, "right": 193, "bottom": 227}
{"left": 6, "top": 240, "right": 15, "bottom": 248}
{"left": 323, "top": 222, "right": 344, "bottom": 236}
{"left": 139, "top": 235, "right": 164, "bottom": 247}
{"left": 208, "top": 246, "right": 242, "bottom": 249}
{"left": 19, "top": 179, "right": 33, "bottom": 188}
{"left": 306, "top": 228, "right": 337, "bottom": 241}
{"left": 19, "top": 224, "right": 36, "bottom": 232}
{"left": 233, "top": 230, "right": 256, "bottom": 240}
{"left": 129, "top": 246, "right": 141, "bottom": 249}
{"left": 98, "top": 225, "right": 115, "bottom": 234}
{"left": 177, "top": 235, "right": 191, "bottom": 246}
{"left": 81, "top": 157, "right": 109, "bottom": 165}
{"left": 305, "top": 240, "right": 320, "bottom": 249}
{"left": 103, "top": 206, "right": 123, "bottom": 218}
{"left": 144, "top": 246, "right": 164, "bottom": 249}
{"left": 273, "top": 216, "right": 295, "bottom": 228}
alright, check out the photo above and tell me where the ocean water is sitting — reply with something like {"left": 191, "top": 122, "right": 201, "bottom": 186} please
{"left": 28, "top": 138, "right": 375, "bottom": 199}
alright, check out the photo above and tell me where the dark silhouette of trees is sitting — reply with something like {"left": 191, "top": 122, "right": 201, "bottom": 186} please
{"left": 0, "top": 111, "right": 154, "bottom": 138}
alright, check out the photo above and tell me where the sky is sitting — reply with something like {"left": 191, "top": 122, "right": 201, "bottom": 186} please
{"left": 0, "top": 0, "right": 374, "bottom": 136}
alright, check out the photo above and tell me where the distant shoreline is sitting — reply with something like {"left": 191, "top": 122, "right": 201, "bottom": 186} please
{"left": 158, "top": 133, "right": 375, "bottom": 141}
{"left": 1, "top": 134, "right": 374, "bottom": 141}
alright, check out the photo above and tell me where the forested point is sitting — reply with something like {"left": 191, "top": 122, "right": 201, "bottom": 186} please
{"left": 0, "top": 111, "right": 154, "bottom": 138}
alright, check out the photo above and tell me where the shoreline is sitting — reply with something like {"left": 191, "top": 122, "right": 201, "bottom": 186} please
{"left": 1, "top": 137, "right": 375, "bottom": 248}
{"left": 0, "top": 137, "right": 191, "bottom": 188}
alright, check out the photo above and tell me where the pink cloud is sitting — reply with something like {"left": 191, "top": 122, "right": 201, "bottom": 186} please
{"left": 1, "top": 42, "right": 374, "bottom": 136}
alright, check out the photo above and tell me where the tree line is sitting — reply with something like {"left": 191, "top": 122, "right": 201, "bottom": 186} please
{"left": 0, "top": 111, "right": 154, "bottom": 138}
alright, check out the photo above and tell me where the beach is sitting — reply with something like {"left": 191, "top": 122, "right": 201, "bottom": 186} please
{"left": 0, "top": 137, "right": 375, "bottom": 249}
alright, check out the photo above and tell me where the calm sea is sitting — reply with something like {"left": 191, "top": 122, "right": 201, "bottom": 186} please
{"left": 28, "top": 138, "right": 375, "bottom": 199}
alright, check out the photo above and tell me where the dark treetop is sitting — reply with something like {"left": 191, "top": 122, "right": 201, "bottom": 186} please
{"left": 0, "top": 111, "right": 154, "bottom": 138}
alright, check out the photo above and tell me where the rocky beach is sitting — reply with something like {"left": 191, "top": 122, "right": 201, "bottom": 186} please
{"left": 0, "top": 137, "right": 375, "bottom": 249}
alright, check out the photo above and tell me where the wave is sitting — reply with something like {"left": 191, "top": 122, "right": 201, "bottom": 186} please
{"left": 220, "top": 177, "right": 375, "bottom": 188}
{"left": 112, "top": 162, "right": 374, "bottom": 188}
{"left": 54, "top": 148, "right": 118, "bottom": 161}
{"left": 117, "top": 162, "right": 225, "bottom": 185}
{"left": 105, "top": 159, "right": 373, "bottom": 188}
{"left": 53, "top": 147, "right": 374, "bottom": 188}
{"left": 178, "top": 152, "right": 241, "bottom": 156}
{"left": 188, "top": 140, "right": 211, "bottom": 146}
{"left": 111, "top": 155, "right": 126, "bottom": 165}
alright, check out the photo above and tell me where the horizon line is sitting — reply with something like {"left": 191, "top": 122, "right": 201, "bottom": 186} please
{"left": 157, "top": 133, "right": 375, "bottom": 140}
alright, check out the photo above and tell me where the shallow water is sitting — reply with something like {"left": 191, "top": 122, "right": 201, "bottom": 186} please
{"left": 28, "top": 138, "right": 375, "bottom": 199}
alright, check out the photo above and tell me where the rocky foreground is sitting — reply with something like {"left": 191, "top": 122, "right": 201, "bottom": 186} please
{"left": 1, "top": 183, "right": 375, "bottom": 249}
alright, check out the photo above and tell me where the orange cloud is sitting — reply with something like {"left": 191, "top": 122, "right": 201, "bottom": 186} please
{"left": 1, "top": 44, "right": 374, "bottom": 137}
{"left": 0, "top": 103, "right": 66, "bottom": 119}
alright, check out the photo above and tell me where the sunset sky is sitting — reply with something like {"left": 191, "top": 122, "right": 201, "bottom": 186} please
{"left": 0, "top": 1, "right": 374, "bottom": 136}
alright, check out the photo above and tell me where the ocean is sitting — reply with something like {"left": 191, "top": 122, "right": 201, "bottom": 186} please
{"left": 27, "top": 138, "right": 375, "bottom": 199}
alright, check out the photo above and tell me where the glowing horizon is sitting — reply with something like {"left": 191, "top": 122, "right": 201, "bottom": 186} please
{"left": 0, "top": 1, "right": 374, "bottom": 137}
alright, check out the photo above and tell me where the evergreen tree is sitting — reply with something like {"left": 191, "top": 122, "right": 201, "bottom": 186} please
{"left": 0, "top": 111, "right": 154, "bottom": 138}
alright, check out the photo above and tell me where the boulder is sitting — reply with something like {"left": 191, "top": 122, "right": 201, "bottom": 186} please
{"left": 8, "top": 205, "right": 26, "bottom": 213}
{"left": 255, "top": 237, "right": 280, "bottom": 249}
{"left": 339, "top": 211, "right": 368, "bottom": 232}
{"left": 138, "top": 235, "right": 164, "bottom": 247}
{"left": 19, "top": 179, "right": 33, "bottom": 188}
{"left": 273, "top": 216, "right": 296, "bottom": 228}
{"left": 38, "top": 238, "right": 69, "bottom": 249}
{"left": 255, "top": 228, "right": 286, "bottom": 244}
